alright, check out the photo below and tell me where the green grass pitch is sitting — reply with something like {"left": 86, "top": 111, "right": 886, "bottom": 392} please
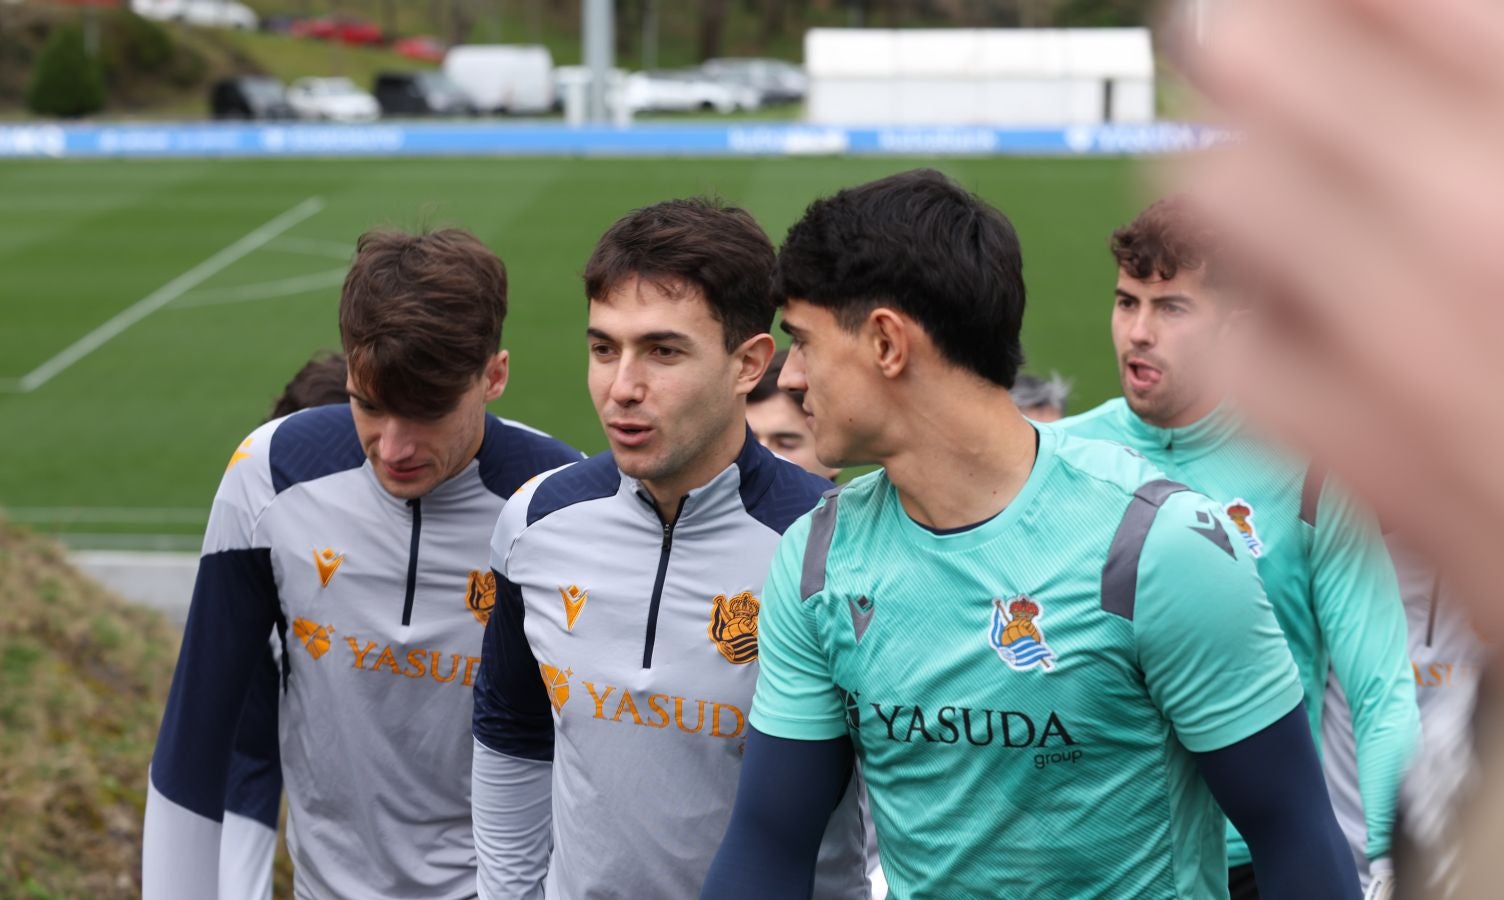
{"left": 0, "top": 156, "right": 1150, "bottom": 545}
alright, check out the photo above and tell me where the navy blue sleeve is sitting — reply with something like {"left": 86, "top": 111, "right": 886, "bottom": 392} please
{"left": 151, "top": 549, "right": 280, "bottom": 820}
{"left": 224, "top": 641, "right": 283, "bottom": 828}
{"left": 1193, "top": 704, "right": 1361, "bottom": 899}
{"left": 700, "top": 728, "right": 854, "bottom": 900}
{"left": 472, "top": 571, "right": 555, "bottom": 761}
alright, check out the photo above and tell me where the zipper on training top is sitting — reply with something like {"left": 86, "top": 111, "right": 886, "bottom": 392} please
{"left": 402, "top": 498, "right": 422, "bottom": 626}
{"left": 640, "top": 493, "right": 687, "bottom": 669}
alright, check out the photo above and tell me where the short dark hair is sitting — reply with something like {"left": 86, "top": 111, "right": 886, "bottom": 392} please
{"left": 772, "top": 168, "right": 1026, "bottom": 388}
{"left": 268, "top": 352, "right": 348, "bottom": 422}
{"left": 1111, "top": 196, "right": 1221, "bottom": 285}
{"left": 583, "top": 198, "right": 776, "bottom": 352}
{"left": 748, "top": 348, "right": 802, "bottom": 408}
{"left": 339, "top": 228, "right": 507, "bottom": 420}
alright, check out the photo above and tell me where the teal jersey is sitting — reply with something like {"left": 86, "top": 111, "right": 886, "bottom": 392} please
{"left": 1060, "top": 399, "right": 1419, "bottom": 864}
{"left": 752, "top": 424, "right": 1304, "bottom": 899}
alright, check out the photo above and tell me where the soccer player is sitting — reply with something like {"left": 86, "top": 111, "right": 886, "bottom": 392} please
{"left": 266, "top": 352, "right": 348, "bottom": 420}
{"left": 469, "top": 199, "right": 870, "bottom": 899}
{"left": 218, "top": 351, "right": 351, "bottom": 900}
{"left": 1010, "top": 371, "right": 1072, "bottom": 422}
{"left": 1322, "top": 537, "right": 1486, "bottom": 897}
{"left": 1058, "top": 197, "right": 1419, "bottom": 899}
{"left": 702, "top": 169, "right": 1359, "bottom": 899}
{"left": 143, "top": 229, "right": 583, "bottom": 899}
{"left": 747, "top": 349, "right": 840, "bottom": 479}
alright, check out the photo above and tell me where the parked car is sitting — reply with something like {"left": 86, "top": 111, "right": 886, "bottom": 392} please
{"left": 130, "top": 0, "right": 182, "bottom": 21}
{"left": 443, "top": 45, "right": 555, "bottom": 114}
{"left": 285, "top": 77, "right": 381, "bottom": 122}
{"left": 623, "top": 69, "right": 760, "bottom": 114}
{"left": 701, "top": 58, "right": 808, "bottom": 105}
{"left": 132, "top": 0, "right": 256, "bottom": 29}
{"left": 288, "top": 16, "right": 336, "bottom": 39}
{"left": 180, "top": 0, "right": 257, "bottom": 30}
{"left": 331, "top": 17, "right": 383, "bottom": 46}
{"left": 393, "top": 36, "right": 447, "bottom": 64}
{"left": 289, "top": 16, "right": 383, "bottom": 45}
{"left": 210, "top": 76, "right": 296, "bottom": 120}
{"left": 373, "top": 71, "right": 476, "bottom": 116}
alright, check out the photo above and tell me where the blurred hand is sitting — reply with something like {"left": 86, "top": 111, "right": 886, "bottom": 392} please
{"left": 1178, "top": 0, "right": 1504, "bottom": 636}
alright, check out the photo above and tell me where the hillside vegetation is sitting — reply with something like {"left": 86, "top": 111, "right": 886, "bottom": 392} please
{"left": 0, "top": 521, "right": 180, "bottom": 896}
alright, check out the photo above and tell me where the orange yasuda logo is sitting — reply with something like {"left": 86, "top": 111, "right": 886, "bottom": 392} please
{"left": 467, "top": 570, "right": 496, "bottom": 625}
{"left": 540, "top": 664, "right": 747, "bottom": 738}
{"left": 313, "top": 547, "right": 344, "bottom": 588}
{"left": 292, "top": 618, "right": 334, "bottom": 659}
{"left": 709, "top": 591, "right": 760, "bottom": 665}
{"left": 559, "top": 584, "right": 588, "bottom": 631}
{"left": 540, "top": 662, "right": 571, "bottom": 713}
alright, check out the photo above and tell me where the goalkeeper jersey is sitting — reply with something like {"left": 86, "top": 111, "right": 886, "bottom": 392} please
{"left": 1060, "top": 399, "right": 1419, "bottom": 866}
{"left": 752, "top": 423, "right": 1303, "bottom": 898}
{"left": 143, "top": 404, "right": 581, "bottom": 900}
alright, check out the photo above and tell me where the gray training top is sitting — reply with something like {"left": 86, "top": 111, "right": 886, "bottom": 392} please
{"left": 472, "top": 433, "right": 871, "bottom": 899}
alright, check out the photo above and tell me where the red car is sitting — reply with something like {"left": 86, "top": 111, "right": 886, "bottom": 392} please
{"left": 289, "top": 16, "right": 384, "bottom": 46}
{"left": 289, "top": 16, "right": 337, "bottom": 40}
{"left": 393, "top": 36, "right": 447, "bottom": 63}
{"left": 333, "top": 17, "right": 384, "bottom": 46}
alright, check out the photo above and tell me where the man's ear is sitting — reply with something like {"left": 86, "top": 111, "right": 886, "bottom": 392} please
{"left": 731, "top": 333, "right": 777, "bottom": 398}
{"left": 866, "top": 308, "right": 912, "bottom": 380}
{"left": 483, "top": 351, "right": 510, "bottom": 402}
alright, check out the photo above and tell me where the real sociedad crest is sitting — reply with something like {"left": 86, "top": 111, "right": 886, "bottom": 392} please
{"left": 988, "top": 595, "right": 1056, "bottom": 672}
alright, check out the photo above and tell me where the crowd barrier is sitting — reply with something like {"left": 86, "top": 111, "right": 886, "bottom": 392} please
{"left": 0, "top": 121, "right": 1230, "bottom": 159}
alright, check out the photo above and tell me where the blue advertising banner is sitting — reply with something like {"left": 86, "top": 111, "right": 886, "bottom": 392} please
{"left": 0, "top": 121, "right": 1231, "bottom": 159}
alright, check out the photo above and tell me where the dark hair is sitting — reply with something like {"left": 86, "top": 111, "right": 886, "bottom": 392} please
{"left": 1111, "top": 196, "right": 1221, "bottom": 285}
{"left": 268, "top": 352, "right": 348, "bottom": 422}
{"left": 339, "top": 228, "right": 507, "bottom": 420}
{"left": 583, "top": 198, "right": 776, "bottom": 352}
{"left": 747, "top": 348, "right": 803, "bottom": 408}
{"left": 772, "top": 168, "right": 1026, "bottom": 388}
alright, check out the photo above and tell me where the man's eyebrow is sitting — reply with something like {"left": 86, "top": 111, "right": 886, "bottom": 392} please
{"left": 1115, "top": 288, "right": 1139, "bottom": 301}
{"left": 586, "top": 328, "right": 692, "bottom": 344}
{"left": 1150, "top": 293, "right": 1195, "bottom": 305}
{"left": 639, "top": 330, "right": 691, "bottom": 343}
{"left": 778, "top": 320, "right": 802, "bottom": 337}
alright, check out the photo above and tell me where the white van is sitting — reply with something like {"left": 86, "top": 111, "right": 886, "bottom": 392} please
{"left": 443, "top": 45, "right": 556, "bottom": 114}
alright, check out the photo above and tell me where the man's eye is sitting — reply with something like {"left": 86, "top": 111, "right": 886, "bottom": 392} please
{"left": 775, "top": 436, "right": 802, "bottom": 450}
{"left": 652, "top": 346, "right": 681, "bottom": 359}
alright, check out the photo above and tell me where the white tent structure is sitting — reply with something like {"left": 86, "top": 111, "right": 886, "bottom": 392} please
{"left": 804, "top": 28, "right": 1155, "bottom": 126}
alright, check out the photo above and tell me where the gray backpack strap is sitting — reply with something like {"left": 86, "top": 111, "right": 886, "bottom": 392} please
{"left": 1101, "top": 479, "right": 1189, "bottom": 620}
{"left": 800, "top": 486, "right": 845, "bottom": 601}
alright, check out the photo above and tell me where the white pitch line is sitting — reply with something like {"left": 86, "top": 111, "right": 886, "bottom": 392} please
{"left": 171, "top": 268, "right": 348, "bottom": 310}
{"left": 5, "top": 196, "right": 325, "bottom": 394}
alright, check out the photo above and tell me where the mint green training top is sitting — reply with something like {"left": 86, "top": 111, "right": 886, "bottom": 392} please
{"left": 1060, "top": 400, "right": 1419, "bottom": 866}
{"left": 752, "top": 424, "right": 1304, "bottom": 898}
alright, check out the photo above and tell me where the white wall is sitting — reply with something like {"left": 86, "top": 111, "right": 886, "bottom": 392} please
{"left": 805, "top": 28, "right": 1155, "bottom": 126}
